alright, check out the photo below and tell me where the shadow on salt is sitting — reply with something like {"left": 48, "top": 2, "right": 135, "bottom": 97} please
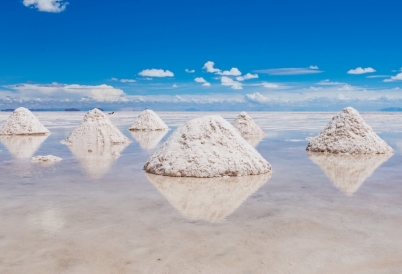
{"left": 307, "top": 152, "right": 392, "bottom": 196}
{"left": 145, "top": 172, "right": 271, "bottom": 223}
{"left": 66, "top": 143, "right": 129, "bottom": 179}
{"left": 0, "top": 135, "right": 49, "bottom": 159}
{"left": 129, "top": 130, "right": 167, "bottom": 150}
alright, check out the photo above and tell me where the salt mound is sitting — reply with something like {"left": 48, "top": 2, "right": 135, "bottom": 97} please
{"left": 306, "top": 107, "right": 393, "bottom": 154}
{"left": 31, "top": 155, "right": 62, "bottom": 164}
{"left": 0, "top": 107, "right": 49, "bottom": 135}
{"left": 146, "top": 172, "right": 271, "bottom": 223}
{"left": 144, "top": 115, "right": 271, "bottom": 177}
{"left": 130, "top": 130, "right": 167, "bottom": 150}
{"left": 0, "top": 135, "right": 48, "bottom": 158}
{"left": 62, "top": 108, "right": 130, "bottom": 145}
{"left": 232, "top": 112, "right": 264, "bottom": 137}
{"left": 129, "top": 109, "right": 168, "bottom": 131}
{"left": 308, "top": 152, "right": 391, "bottom": 196}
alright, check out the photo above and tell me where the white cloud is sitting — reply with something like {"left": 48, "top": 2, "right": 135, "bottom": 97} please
{"left": 172, "top": 84, "right": 178, "bottom": 88}
{"left": 384, "top": 72, "right": 402, "bottom": 82}
{"left": 347, "top": 67, "right": 376, "bottom": 74}
{"left": 194, "top": 77, "right": 207, "bottom": 83}
{"left": 23, "top": 0, "right": 68, "bottom": 13}
{"left": 245, "top": 92, "right": 270, "bottom": 103}
{"left": 254, "top": 68, "right": 323, "bottom": 75}
{"left": 217, "top": 67, "right": 242, "bottom": 76}
{"left": 202, "top": 82, "right": 211, "bottom": 87}
{"left": 317, "top": 79, "right": 344, "bottom": 85}
{"left": 185, "top": 69, "right": 195, "bottom": 73}
{"left": 220, "top": 76, "right": 242, "bottom": 90}
{"left": 263, "top": 83, "right": 279, "bottom": 88}
{"left": 120, "top": 79, "right": 136, "bottom": 83}
{"left": 111, "top": 77, "right": 118, "bottom": 81}
{"left": 203, "top": 61, "right": 222, "bottom": 73}
{"left": 309, "top": 65, "right": 319, "bottom": 70}
{"left": 236, "top": 73, "right": 258, "bottom": 81}
{"left": 366, "top": 75, "right": 391, "bottom": 78}
{"left": 138, "top": 69, "right": 174, "bottom": 77}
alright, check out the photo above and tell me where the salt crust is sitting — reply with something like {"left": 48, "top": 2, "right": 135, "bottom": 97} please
{"left": 306, "top": 107, "right": 394, "bottom": 154}
{"left": 308, "top": 152, "right": 391, "bottom": 196}
{"left": 232, "top": 112, "right": 264, "bottom": 137}
{"left": 61, "top": 108, "right": 130, "bottom": 146}
{"left": 146, "top": 172, "right": 271, "bottom": 223}
{"left": 129, "top": 109, "right": 168, "bottom": 131}
{"left": 31, "top": 155, "right": 62, "bottom": 164}
{"left": 130, "top": 130, "right": 167, "bottom": 150}
{"left": 0, "top": 135, "right": 48, "bottom": 159}
{"left": 0, "top": 107, "right": 50, "bottom": 135}
{"left": 144, "top": 115, "right": 271, "bottom": 177}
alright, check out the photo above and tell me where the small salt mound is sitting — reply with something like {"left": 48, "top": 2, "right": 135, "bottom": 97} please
{"left": 144, "top": 115, "right": 271, "bottom": 177}
{"left": 130, "top": 130, "right": 167, "bottom": 150}
{"left": 31, "top": 155, "right": 62, "bottom": 164}
{"left": 128, "top": 109, "right": 168, "bottom": 131}
{"left": 146, "top": 172, "right": 271, "bottom": 223}
{"left": 232, "top": 112, "right": 264, "bottom": 137}
{"left": 0, "top": 107, "right": 50, "bottom": 135}
{"left": 306, "top": 107, "right": 393, "bottom": 154}
{"left": 0, "top": 135, "right": 48, "bottom": 159}
{"left": 62, "top": 108, "right": 130, "bottom": 145}
{"left": 308, "top": 152, "right": 391, "bottom": 196}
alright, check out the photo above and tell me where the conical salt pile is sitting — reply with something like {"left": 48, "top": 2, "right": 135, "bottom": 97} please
{"left": 308, "top": 152, "right": 391, "bottom": 196}
{"left": 62, "top": 108, "right": 130, "bottom": 145}
{"left": 144, "top": 115, "right": 271, "bottom": 177}
{"left": 306, "top": 107, "right": 393, "bottom": 154}
{"left": 0, "top": 107, "right": 49, "bottom": 135}
{"left": 129, "top": 109, "right": 168, "bottom": 131}
{"left": 232, "top": 112, "right": 264, "bottom": 137}
{"left": 146, "top": 172, "right": 271, "bottom": 223}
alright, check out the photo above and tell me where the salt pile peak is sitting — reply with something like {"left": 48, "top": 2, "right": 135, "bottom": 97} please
{"left": 0, "top": 107, "right": 50, "bottom": 135}
{"left": 306, "top": 107, "right": 393, "bottom": 154}
{"left": 129, "top": 109, "right": 168, "bottom": 131}
{"left": 62, "top": 108, "right": 130, "bottom": 145}
{"left": 232, "top": 111, "right": 264, "bottom": 137}
{"left": 144, "top": 115, "right": 271, "bottom": 177}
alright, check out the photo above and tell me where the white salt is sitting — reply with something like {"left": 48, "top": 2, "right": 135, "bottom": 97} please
{"left": 232, "top": 112, "right": 264, "bottom": 137}
{"left": 306, "top": 107, "right": 393, "bottom": 154}
{"left": 31, "top": 155, "right": 62, "bottom": 164}
{"left": 0, "top": 107, "right": 50, "bottom": 135}
{"left": 144, "top": 115, "right": 271, "bottom": 177}
{"left": 62, "top": 108, "right": 130, "bottom": 146}
{"left": 129, "top": 109, "right": 168, "bottom": 131}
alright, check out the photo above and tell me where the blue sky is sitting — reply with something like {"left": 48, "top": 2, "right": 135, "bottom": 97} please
{"left": 0, "top": 0, "right": 402, "bottom": 110}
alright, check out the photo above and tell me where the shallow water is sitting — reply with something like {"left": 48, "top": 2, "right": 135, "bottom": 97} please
{"left": 0, "top": 111, "right": 402, "bottom": 274}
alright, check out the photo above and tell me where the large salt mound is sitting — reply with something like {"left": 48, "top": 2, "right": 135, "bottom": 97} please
{"left": 232, "top": 112, "right": 264, "bottom": 137}
{"left": 308, "top": 152, "right": 391, "bottom": 196}
{"left": 144, "top": 115, "right": 271, "bottom": 177}
{"left": 146, "top": 172, "right": 271, "bottom": 223}
{"left": 129, "top": 109, "right": 168, "bottom": 131}
{"left": 0, "top": 107, "right": 50, "bottom": 135}
{"left": 62, "top": 108, "right": 130, "bottom": 145}
{"left": 306, "top": 107, "right": 393, "bottom": 154}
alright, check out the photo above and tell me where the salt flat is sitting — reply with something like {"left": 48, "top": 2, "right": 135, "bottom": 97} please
{"left": 0, "top": 111, "right": 401, "bottom": 274}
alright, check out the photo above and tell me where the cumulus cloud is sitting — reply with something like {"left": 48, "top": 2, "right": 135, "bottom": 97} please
{"left": 203, "top": 61, "right": 222, "bottom": 73}
{"left": 217, "top": 67, "right": 242, "bottom": 76}
{"left": 263, "top": 83, "right": 279, "bottom": 88}
{"left": 309, "top": 65, "right": 319, "bottom": 70}
{"left": 185, "top": 69, "right": 195, "bottom": 73}
{"left": 202, "top": 82, "right": 211, "bottom": 87}
{"left": 221, "top": 76, "right": 242, "bottom": 90}
{"left": 23, "top": 0, "right": 68, "bottom": 13}
{"left": 236, "top": 73, "right": 258, "bottom": 81}
{"left": 194, "top": 77, "right": 207, "bottom": 83}
{"left": 254, "top": 68, "right": 323, "bottom": 75}
{"left": 138, "top": 69, "right": 174, "bottom": 77}
{"left": 347, "top": 67, "right": 376, "bottom": 74}
{"left": 202, "top": 61, "right": 242, "bottom": 76}
{"left": 384, "top": 72, "right": 402, "bottom": 82}
{"left": 245, "top": 92, "right": 270, "bottom": 103}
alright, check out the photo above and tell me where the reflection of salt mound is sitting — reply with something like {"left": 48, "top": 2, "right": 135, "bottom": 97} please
{"left": 306, "top": 107, "right": 393, "bottom": 154}
{"left": 243, "top": 134, "right": 264, "bottom": 147}
{"left": 232, "top": 112, "right": 264, "bottom": 137}
{"left": 129, "top": 109, "right": 168, "bottom": 131}
{"left": 0, "top": 135, "right": 48, "bottom": 158}
{"left": 62, "top": 108, "right": 130, "bottom": 145}
{"left": 144, "top": 115, "right": 271, "bottom": 177}
{"left": 130, "top": 130, "right": 167, "bottom": 150}
{"left": 146, "top": 172, "right": 271, "bottom": 223}
{"left": 0, "top": 107, "right": 49, "bottom": 135}
{"left": 67, "top": 143, "right": 128, "bottom": 179}
{"left": 308, "top": 152, "right": 391, "bottom": 196}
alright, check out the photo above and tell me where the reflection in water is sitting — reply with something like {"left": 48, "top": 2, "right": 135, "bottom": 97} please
{"left": 66, "top": 143, "right": 129, "bottom": 179}
{"left": 145, "top": 172, "right": 271, "bottom": 223}
{"left": 308, "top": 152, "right": 392, "bottom": 196}
{"left": 27, "top": 205, "right": 65, "bottom": 234}
{"left": 129, "top": 130, "right": 167, "bottom": 150}
{"left": 243, "top": 134, "right": 264, "bottom": 148}
{"left": 0, "top": 135, "right": 49, "bottom": 159}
